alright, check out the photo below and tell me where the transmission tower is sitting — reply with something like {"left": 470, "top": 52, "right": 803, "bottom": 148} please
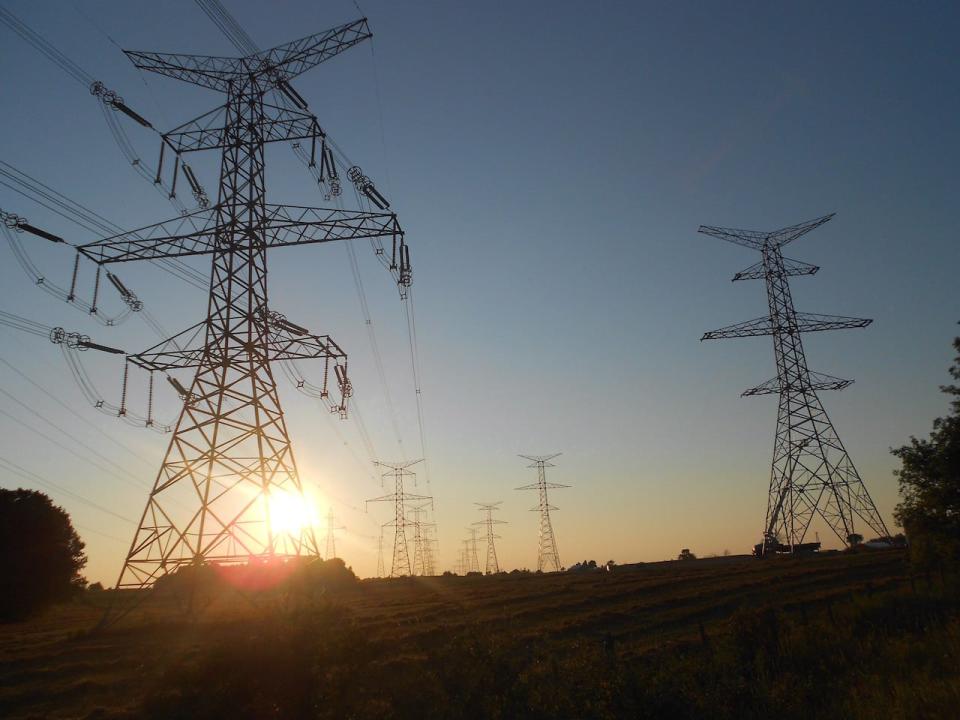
{"left": 73, "top": 19, "right": 413, "bottom": 591}
{"left": 466, "top": 527, "right": 481, "bottom": 573}
{"left": 700, "top": 214, "right": 889, "bottom": 554}
{"left": 408, "top": 502, "right": 436, "bottom": 576}
{"left": 516, "top": 454, "right": 568, "bottom": 572}
{"left": 460, "top": 534, "right": 480, "bottom": 574}
{"left": 473, "top": 502, "right": 506, "bottom": 574}
{"left": 366, "top": 460, "right": 430, "bottom": 577}
{"left": 376, "top": 528, "right": 385, "bottom": 578}
{"left": 323, "top": 507, "right": 345, "bottom": 559}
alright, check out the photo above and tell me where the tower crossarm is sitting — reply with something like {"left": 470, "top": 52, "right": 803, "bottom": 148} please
{"left": 78, "top": 205, "right": 401, "bottom": 264}
{"left": 265, "top": 314, "right": 347, "bottom": 363}
{"left": 699, "top": 213, "right": 835, "bottom": 251}
{"left": 124, "top": 18, "right": 371, "bottom": 93}
{"left": 732, "top": 257, "right": 819, "bottom": 282}
{"left": 515, "top": 482, "right": 570, "bottom": 491}
{"left": 126, "top": 311, "right": 348, "bottom": 372}
{"left": 741, "top": 371, "right": 854, "bottom": 397}
{"left": 700, "top": 316, "right": 772, "bottom": 340}
{"left": 249, "top": 18, "right": 372, "bottom": 88}
{"left": 702, "top": 312, "right": 871, "bottom": 340}
{"left": 163, "top": 103, "right": 322, "bottom": 153}
{"left": 124, "top": 50, "right": 243, "bottom": 92}
{"left": 365, "top": 492, "right": 431, "bottom": 507}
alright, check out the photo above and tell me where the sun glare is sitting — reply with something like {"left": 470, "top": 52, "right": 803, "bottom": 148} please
{"left": 268, "top": 490, "right": 317, "bottom": 535}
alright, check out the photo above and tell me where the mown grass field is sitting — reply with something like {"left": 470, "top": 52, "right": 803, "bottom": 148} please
{"left": 1, "top": 549, "right": 957, "bottom": 719}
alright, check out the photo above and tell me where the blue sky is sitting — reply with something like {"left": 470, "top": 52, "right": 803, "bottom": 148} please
{"left": 0, "top": 0, "right": 957, "bottom": 582}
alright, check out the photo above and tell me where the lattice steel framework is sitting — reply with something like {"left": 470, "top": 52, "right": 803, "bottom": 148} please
{"left": 78, "top": 19, "right": 414, "bottom": 590}
{"left": 324, "top": 507, "right": 344, "bottom": 559}
{"left": 700, "top": 214, "right": 889, "bottom": 553}
{"left": 461, "top": 530, "right": 481, "bottom": 574}
{"left": 473, "top": 502, "right": 505, "bottom": 574}
{"left": 516, "top": 454, "right": 568, "bottom": 572}
{"left": 366, "top": 460, "right": 429, "bottom": 577}
{"left": 376, "top": 529, "right": 385, "bottom": 578}
{"left": 408, "top": 502, "right": 436, "bottom": 576}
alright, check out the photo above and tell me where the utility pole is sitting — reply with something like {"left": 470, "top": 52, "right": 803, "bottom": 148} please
{"left": 323, "top": 507, "right": 345, "bottom": 559}
{"left": 366, "top": 460, "right": 430, "bottom": 577}
{"left": 474, "top": 502, "right": 506, "bottom": 574}
{"left": 77, "top": 19, "right": 413, "bottom": 592}
{"left": 700, "top": 214, "right": 889, "bottom": 554}
{"left": 516, "top": 454, "right": 568, "bottom": 572}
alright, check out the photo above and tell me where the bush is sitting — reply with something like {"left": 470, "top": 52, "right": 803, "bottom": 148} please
{"left": 0, "top": 488, "right": 86, "bottom": 622}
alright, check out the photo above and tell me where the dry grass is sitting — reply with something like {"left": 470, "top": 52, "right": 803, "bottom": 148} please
{"left": 1, "top": 549, "right": 948, "bottom": 719}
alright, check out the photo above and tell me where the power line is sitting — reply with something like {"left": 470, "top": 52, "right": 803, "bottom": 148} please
{"left": 0, "top": 353, "right": 154, "bottom": 469}
{"left": 0, "top": 455, "right": 135, "bottom": 525}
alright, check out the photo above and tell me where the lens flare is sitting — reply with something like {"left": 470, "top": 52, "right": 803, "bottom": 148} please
{"left": 268, "top": 490, "right": 317, "bottom": 535}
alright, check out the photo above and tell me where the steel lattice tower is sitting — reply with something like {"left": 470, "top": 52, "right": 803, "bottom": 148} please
{"left": 460, "top": 532, "right": 480, "bottom": 574}
{"left": 700, "top": 214, "right": 889, "bottom": 553}
{"left": 75, "top": 19, "right": 413, "bottom": 590}
{"left": 324, "top": 507, "right": 344, "bottom": 559}
{"left": 516, "top": 454, "right": 568, "bottom": 572}
{"left": 367, "top": 460, "right": 429, "bottom": 577}
{"left": 376, "top": 530, "right": 385, "bottom": 578}
{"left": 473, "top": 502, "right": 505, "bottom": 574}
{"left": 408, "top": 502, "right": 436, "bottom": 576}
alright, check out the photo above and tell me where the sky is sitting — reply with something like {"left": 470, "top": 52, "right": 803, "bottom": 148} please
{"left": 0, "top": 0, "right": 958, "bottom": 584}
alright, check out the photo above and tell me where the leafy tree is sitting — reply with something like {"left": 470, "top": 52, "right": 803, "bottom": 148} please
{"left": 893, "top": 332, "right": 960, "bottom": 565}
{"left": 0, "top": 488, "right": 86, "bottom": 621}
{"left": 678, "top": 548, "right": 697, "bottom": 561}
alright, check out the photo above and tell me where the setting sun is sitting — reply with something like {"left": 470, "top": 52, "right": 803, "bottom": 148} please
{"left": 268, "top": 490, "right": 317, "bottom": 536}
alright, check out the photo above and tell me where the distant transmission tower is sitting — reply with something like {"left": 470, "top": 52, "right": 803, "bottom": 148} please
{"left": 376, "top": 529, "right": 385, "bottom": 578}
{"left": 474, "top": 502, "right": 506, "bottom": 574}
{"left": 323, "top": 507, "right": 344, "bottom": 559}
{"left": 75, "top": 19, "right": 413, "bottom": 591}
{"left": 516, "top": 454, "right": 568, "bottom": 572}
{"left": 460, "top": 534, "right": 480, "bottom": 574}
{"left": 700, "top": 214, "right": 889, "bottom": 553}
{"left": 466, "top": 528, "right": 481, "bottom": 573}
{"left": 367, "top": 460, "right": 430, "bottom": 577}
{"left": 408, "top": 502, "right": 436, "bottom": 576}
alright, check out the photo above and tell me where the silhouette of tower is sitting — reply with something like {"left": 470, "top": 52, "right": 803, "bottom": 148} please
{"left": 408, "top": 502, "right": 436, "bottom": 576}
{"left": 76, "top": 19, "right": 414, "bottom": 591}
{"left": 465, "top": 528, "right": 481, "bottom": 573}
{"left": 323, "top": 507, "right": 344, "bottom": 559}
{"left": 700, "top": 214, "right": 889, "bottom": 553}
{"left": 376, "top": 528, "right": 385, "bottom": 578}
{"left": 366, "top": 460, "right": 429, "bottom": 577}
{"left": 474, "top": 502, "right": 506, "bottom": 574}
{"left": 516, "top": 454, "right": 568, "bottom": 572}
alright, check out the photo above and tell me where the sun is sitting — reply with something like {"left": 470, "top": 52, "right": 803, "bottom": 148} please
{"left": 268, "top": 490, "right": 317, "bottom": 535}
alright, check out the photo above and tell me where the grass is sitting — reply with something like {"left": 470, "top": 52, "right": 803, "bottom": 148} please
{"left": 1, "top": 549, "right": 956, "bottom": 719}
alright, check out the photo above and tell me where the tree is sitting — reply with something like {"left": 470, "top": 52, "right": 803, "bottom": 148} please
{"left": 0, "top": 488, "right": 87, "bottom": 621}
{"left": 893, "top": 331, "right": 960, "bottom": 566}
{"left": 678, "top": 548, "right": 697, "bottom": 561}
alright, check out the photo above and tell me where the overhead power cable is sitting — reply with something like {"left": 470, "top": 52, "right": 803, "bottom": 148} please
{"left": 0, "top": 454, "right": 135, "bottom": 525}
{"left": 0, "top": 353, "right": 154, "bottom": 469}
{"left": 0, "top": 7, "right": 210, "bottom": 212}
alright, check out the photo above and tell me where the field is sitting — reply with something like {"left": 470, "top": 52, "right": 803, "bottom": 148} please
{"left": 1, "top": 549, "right": 958, "bottom": 719}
